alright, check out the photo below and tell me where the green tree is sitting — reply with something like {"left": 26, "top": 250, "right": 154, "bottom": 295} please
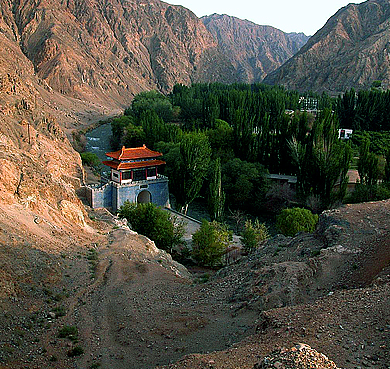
{"left": 289, "top": 110, "right": 351, "bottom": 208}
{"left": 119, "top": 202, "right": 184, "bottom": 252}
{"left": 385, "top": 149, "right": 390, "bottom": 183}
{"left": 222, "top": 158, "right": 268, "bottom": 211}
{"left": 241, "top": 219, "right": 269, "bottom": 253}
{"left": 358, "top": 137, "right": 379, "bottom": 186}
{"left": 208, "top": 158, "right": 225, "bottom": 222}
{"left": 336, "top": 88, "right": 356, "bottom": 129}
{"left": 276, "top": 207, "right": 319, "bottom": 237}
{"left": 110, "top": 115, "right": 135, "bottom": 149}
{"left": 80, "top": 152, "right": 101, "bottom": 171}
{"left": 123, "top": 123, "right": 145, "bottom": 147}
{"left": 129, "top": 90, "right": 174, "bottom": 122}
{"left": 205, "top": 119, "right": 234, "bottom": 161}
{"left": 192, "top": 220, "right": 232, "bottom": 266}
{"left": 165, "top": 132, "right": 211, "bottom": 214}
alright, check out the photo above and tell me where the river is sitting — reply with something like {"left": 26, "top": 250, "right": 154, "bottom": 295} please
{"left": 85, "top": 123, "right": 113, "bottom": 161}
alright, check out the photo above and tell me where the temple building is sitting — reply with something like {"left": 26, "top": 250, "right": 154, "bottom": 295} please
{"left": 86, "top": 145, "right": 169, "bottom": 212}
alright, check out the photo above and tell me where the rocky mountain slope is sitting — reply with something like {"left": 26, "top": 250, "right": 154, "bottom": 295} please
{"left": 0, "top": 0, "right": 235, "bottom": 109}
{"left": 264, "top": 0, "right": 390, "bottom": 94}
{"left": 160, "top": 200, "right": 390, "bottom": 369}
{"left": 202, "top": 14, "right": 308, "bottom": 83}
{"left": 0, "top": 0, "right": 309, "bottom": 112}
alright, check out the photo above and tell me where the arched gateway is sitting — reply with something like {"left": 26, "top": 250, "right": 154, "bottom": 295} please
{"left": 137, "top": 190, "right": 151, "bottom": 204}
{"left": 86, "top": 145, "right": 170, "bottom": 211}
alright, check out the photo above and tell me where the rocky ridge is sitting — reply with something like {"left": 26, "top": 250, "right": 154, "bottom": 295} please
{"left": 202, "top": 14, "right": 308, "bottom": 83}
{"left": 0, "top": 0, "right": 310, "bottom": 113}
{"left": 264, "top": 0, "right": 390, "bottom": 94}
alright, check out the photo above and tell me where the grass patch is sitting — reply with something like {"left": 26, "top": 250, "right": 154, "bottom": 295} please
{"left": 194, "top": 273, "right": 210, "bottom": 284}
{"left": 58, "top": 326, "right": 78, "bottom": 342}
{"left": 89, "top": 363, "right": 101, "bottom": 369}
{"left": 53, "top": 306, "right": 66, "bottom": 318}
{"left": 87, "top": 248, "right": 99, "bottom": 278}
{"left": 311, "top": 249, "right": 321, "bottom": 257}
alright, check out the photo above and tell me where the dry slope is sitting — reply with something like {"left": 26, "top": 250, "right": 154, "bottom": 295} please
{"left": 264, "top": 0, "right": 390, "bottom": 94}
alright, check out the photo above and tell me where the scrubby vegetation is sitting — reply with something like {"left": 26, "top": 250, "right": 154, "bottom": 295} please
{"left": 119, "top": 202, "right": 185, "bottom": 252}
{"left": 192, "top": 220, "right": 232, "bottom": 266}
{"left": 241, "top": 219, "right": 269, "bottom": 253}
{"left": 276, "top": 207, "right": 319, "bottom": 236}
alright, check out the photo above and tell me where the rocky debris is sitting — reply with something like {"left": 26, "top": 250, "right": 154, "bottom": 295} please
{"left": 254, "top": 344, "right": 339, "bottom": 369}
{"left": 214, "top": 201, "right": 390, "bottom": 314}
{"left": 107, "top": 228, "right": 191, "bottom": 280}
{"left": 59, "top": 200, "right": 88, "bottom": 228}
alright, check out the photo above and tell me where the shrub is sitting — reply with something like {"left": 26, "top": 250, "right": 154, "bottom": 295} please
{"left": 192, "top": 220, "right": 232, "bottom": 266}
{"left": 346, "top": 182, "right": 390, "bottom": 203}
{"left": 276, "top": 207, "right": 319, "bottom": 236}
{"left": 119, "top": 202, "right": 184, "bottom": 252}
{"left": 241, "top": 219, "right": 269, "bottom": 253}
{"left": 67, "top": 346, "right": 84, "bottom": 357}
{"left": 53, "top": 306, "right": 66, "bottom": 318}
{"left": 80, "top": 152, "right": 101, "bottom": 168}
{"left": 58, "top": 326, "right": 78, "bottom": 342}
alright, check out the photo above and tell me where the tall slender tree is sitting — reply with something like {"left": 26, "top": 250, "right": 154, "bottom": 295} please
{"left": 208, "top": 158, "right": 225, "bottom": 221}
{"left": 165, "top": 132, "right": 211, "bottom": 214}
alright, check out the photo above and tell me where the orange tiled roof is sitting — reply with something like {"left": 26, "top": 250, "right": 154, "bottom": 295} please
{"left": 105, "top": 145, "right": 163, "bottom": 160}
{"left": 102, "top": 159, "right": 166, "bottom": 170}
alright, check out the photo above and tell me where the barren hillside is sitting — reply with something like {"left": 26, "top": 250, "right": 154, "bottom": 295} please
{"left": 1, "top": 199, "right": 389, "bottom": 368}
{"left": 264, "top": 0, "right": 390, "bottom": 94}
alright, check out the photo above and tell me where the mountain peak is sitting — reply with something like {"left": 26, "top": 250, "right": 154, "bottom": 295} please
{"left": 263, "top": 0, "right": 390, "bottom": 94}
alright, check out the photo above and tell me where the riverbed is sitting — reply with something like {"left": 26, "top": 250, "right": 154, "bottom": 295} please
{"left": 85, "top": 123, "right": 113, "bottom": 161}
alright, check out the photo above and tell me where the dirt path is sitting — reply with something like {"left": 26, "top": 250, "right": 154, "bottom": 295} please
{"left": 34, "top": 228, "right": 257, "bottom": 369}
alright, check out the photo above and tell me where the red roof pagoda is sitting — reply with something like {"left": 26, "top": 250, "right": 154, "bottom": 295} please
{"left": 102, "top": 145, "right": 165, "bottom": 184}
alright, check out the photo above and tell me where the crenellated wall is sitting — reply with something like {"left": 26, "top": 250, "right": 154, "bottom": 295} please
{"left": 86, "top": 176, "right": 169, "bottom": 212}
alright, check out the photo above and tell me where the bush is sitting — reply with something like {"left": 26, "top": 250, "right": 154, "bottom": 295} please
{"left": 67, "top": 346, "right": 84, "bottom": 357}
{"left": 346, "top": 182, "right": 390, "bottom": 203}
{"left": 276, "top": 207, "right": 319, "bottom": 236}
{"left": 80, "top": 152, "right": 101, "bottom": 171}
{"left": 241, "top": 219, "right": 269, "bottom": 253}
{"left": 58, "top": 326, "right": 78, "bottom": 342}
{"left": 119, "top": 202, "right": 184, "bottom": 252}
{"left": 192, "top": 220, "right": 232, "bottom": 266}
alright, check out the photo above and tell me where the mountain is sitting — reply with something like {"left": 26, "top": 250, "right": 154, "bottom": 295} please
{"left": 263, "top": 0, "right": 390, "bottom": 94}
{"left": 0, "top": 0, "right": 310, "bottom": 112}
{"left": 1, "top": 0, "right": 241, "bottom": 108}
{"left": 202, "top": 14, "right": 309, "bottom": 83}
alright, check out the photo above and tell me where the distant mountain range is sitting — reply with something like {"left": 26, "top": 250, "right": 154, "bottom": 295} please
{"left": 2, "top": 0, "right": 390, "bottom": 118}
{"left": 201, "top": 14, "right": 308, "bottom": 83}
{"left": 0, "top": 0, "right": 309, "bottom": 110}
{"left": 264, "top": 0, "right": 390, "bottom": 94}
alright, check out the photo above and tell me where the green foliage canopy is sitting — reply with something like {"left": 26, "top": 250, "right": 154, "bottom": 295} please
{"left": 276, "top": 207, "right": 319, "bottom": 237}
{"left": 164, "top": 132, "right": 211, "bottom": 214}
{"left": 119, "top": 202, "right": 184, "bottom": 252}
{"left": 192, "top": 220, "right": 232, "bottom": 266}
{"left": 241, "top": 219, "right": 269, "bottom": 253}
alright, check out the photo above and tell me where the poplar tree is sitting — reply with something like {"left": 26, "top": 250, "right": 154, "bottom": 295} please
{"left": 208, "top": 158, "right": 225, "bottom": 221}
{"left": 165, "top": 132, "right": 211, "bottom": 214}
{"left": 358, "top": 137, "right": 379, "bottom": 186}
